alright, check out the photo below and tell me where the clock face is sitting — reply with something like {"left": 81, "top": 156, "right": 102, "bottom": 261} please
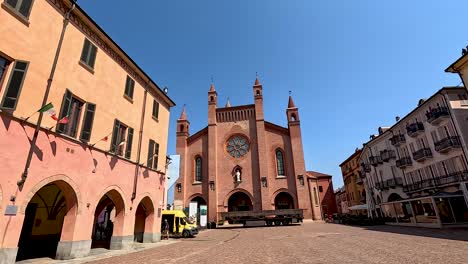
{"left": 226, "top": 135, "right": 249, "bottom": 158}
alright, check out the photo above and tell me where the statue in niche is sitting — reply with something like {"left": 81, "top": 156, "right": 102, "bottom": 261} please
{"left": 234, "top": 168, "right": 241, "bottom": 182}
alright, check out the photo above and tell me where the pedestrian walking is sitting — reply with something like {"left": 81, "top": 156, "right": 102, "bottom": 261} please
{"left": 162, "top": 219, "right": 170, "bottom": 240}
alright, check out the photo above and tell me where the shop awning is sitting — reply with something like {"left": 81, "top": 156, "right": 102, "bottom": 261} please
{"left": 348, "top": 204, "right": 368, "bottom": 210}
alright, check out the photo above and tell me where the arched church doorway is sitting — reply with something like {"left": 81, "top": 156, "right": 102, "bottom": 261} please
{"left": 134, "top": 197, "right": 155, "bottom": 243}
{"left": 190, "top": 196, "right": 207, "bottom": 225}
{"left": 274, "top": 192, "right": 294, "bottom": 209}
{"left": 17, "top": 181, "right": 78, "bottom": 261}
{"left": 228, "top": 192, "right": 253, "bottom": 212}
{"left": 91, "top": 190, "right": 125, "bottom": 249}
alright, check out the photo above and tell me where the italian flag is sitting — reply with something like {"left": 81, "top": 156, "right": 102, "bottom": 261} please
{"left": 38, "top": 103, "right": 68, "bottom": 124}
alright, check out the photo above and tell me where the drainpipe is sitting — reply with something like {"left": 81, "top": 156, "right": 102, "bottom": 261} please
{"left": 131, "top": 82, "right": 149, "bottom": 201}
{"left": 18, "top": 0, "right": 77, "bottom": 189}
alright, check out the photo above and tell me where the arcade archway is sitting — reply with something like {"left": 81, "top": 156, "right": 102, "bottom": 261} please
{"left": 387, "top": 193, "right": 403, "bottom": 202}
{"left": 91, "top": 190, "right": 125, "bottom": 249}
{"left": 274, "top": 192, "right": 294, "bottom": 209}
{"left": 134, "top": 196, "right": 155, "bottom": 243}
{"left": 228, "top": 192, "right": 253, "bottom": 212}
{"left": 17, "top": 181, "right": 78, "bottom": 261}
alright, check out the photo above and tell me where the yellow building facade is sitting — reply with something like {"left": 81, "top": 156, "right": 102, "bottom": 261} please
{"left": 0, "top": 0, "right": 175, "bottom": 263}
{"left": 339, "top": 149, "right": 366, "bottom": 212}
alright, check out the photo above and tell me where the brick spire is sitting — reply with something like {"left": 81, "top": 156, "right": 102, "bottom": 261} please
{"left": 209, "top": 83, "right": 216, "bottom": 92}
{"left": 288, "top": 95, "right": 296, "bottom": 108}
{"left": 254, "top": 77, "right": 261, "bottom": 86}
{"left": 179, "top": 105, "right": 187, "bottom": 120}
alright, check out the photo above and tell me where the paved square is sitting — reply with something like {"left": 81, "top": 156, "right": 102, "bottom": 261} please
{"left": 85, "top": 223, "right": 468, "bottom": 264}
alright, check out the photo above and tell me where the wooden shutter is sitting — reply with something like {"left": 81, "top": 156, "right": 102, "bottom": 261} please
{"left": 56, "top": 90, "right": 72, "bottom": 133}
{"left": 89, "top": 44, "right": 97, "bottom": 68}
{"left": 154, "top": 142, "right": 160, "bottom": 169}
{"left": 80, "top": 39, "right": 91, "bottom": 63}
{"left": 1, "top": 61, "right": 29, "bottom": 110}
{"left": 80, "top": 103, "right": 96, "bottom": 142}
{"left": 110, "top": 120, "right": 120, "bottom": 153}
{"left": 6, "top": 0, "right": 18, "bottom": 8}
{"left": 18, "top": 0, "right": 33, "bottom": 18}
{"left": 124, "top": 76, "right": 134, "bottom": 99}
{"left": 147, "top": 140, "right": 155, "bottom": 168}
{"left": 125, "top": 127, "right": 134, "bottom": 159}
{"left": 153, "top": 100, "right": 159, "bottom": 119}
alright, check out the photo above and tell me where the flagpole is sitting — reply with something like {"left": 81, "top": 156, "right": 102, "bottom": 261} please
{"left": 90, "top": 132, "right": 112, "bottom": 147}
{"left": 18, "top": 0, "right": 78, "bottom": 189}
{"left": 22, "top": 111, "right": 38, "bottom": 122}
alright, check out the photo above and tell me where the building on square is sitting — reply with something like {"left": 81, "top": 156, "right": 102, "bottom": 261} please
{"left": 360, "top": 87, "right": 468, "bottom": 227}
{"left": 307, "top": 171, "right": 338, "bottom": 218}
{"left": 0, "top": 1, "right": 174, "bottom": 263}
{"left": 339, "top": 148, "right": 367, "bottom": 215}
{"left": 174, "top": 79, "right": 322, "bottom": 223}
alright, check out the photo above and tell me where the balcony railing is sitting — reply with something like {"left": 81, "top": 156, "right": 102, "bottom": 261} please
{"left": 386, "top": 177, "right": 404, "bottom": 188}
{"left": 369, "top": 156, "right": 383, "bottom": 167}
{"left": 406, "top": 122, "right": 424, "bottom": 137}
{"left": 380, "top": 149, "right": 396, "bottom": 162}
{"left": 396, "top": 157, "right": 412, "bottom": 168}
{"left": 426, "top": 106, "right": 449, "bottom": 124}
{"left": 434, "top": 136, "right": 461, "bottom": 153}
{"left": 412, "top": 148, "right": 433, "bottom": 162}
{"left": 390, "top": 134, "right": 406, "bottom": 146}
{"left": 361, "top": 163, "right": 371, "bottom": 173}
{"left": 403, "top": 171, "right": 468, "bottom": 193}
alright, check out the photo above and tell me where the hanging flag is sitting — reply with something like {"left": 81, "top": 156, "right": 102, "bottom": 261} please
{"left": 58, "top": 116, "right": 69, "bottom": 124}
{"left": 90, "top": 132, "right": 112, "bottom": 147}
{"left": 37, "top": 103, "right": 59, "bottom": 121}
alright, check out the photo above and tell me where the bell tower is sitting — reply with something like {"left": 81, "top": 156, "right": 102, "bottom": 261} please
{"left": 175, "top": 106, "right": 189, "bottom": 205}
{"left": 207, "top": 83, "right": 219, "bottom": 221}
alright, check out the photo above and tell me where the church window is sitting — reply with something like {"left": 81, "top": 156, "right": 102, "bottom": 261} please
{"left": 226, "top": 135, "right": 249, "bottom": 158}
{"left": 195, "top": 156, "right": 202, "bottom": 182}
{"left": 276, "top": 149, "right": 285, "bottom": 176}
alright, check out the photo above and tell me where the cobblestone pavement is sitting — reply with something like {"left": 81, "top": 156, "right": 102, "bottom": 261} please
{"left": 81, "top": 222, "right": 468, "bottom": 264}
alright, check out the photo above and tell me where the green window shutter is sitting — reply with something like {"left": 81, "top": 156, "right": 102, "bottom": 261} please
{"left": 124, "top": 76, "right": 134, "bottom": 99}
{"left": 125, "top": 127, "right": 133, "bottom": 159}
{"left": 88, "top": 44, "right": 97, "bottom": 68}
{"left": 110, "top": 120, "right": 120, "bottom": 153}
{"left": 80, "top": 39, "right": 90, "bottom": 63}
{"left": 154, "top": 142, "right": 159, "bottom": 169}
{"left": 147, "top": 140, "right": 155, "bottom": 168}
{"left": 80, "top": 103, "right": 96, "bottom": 142}
{"left": 6, "top": 0, "right": 18, "bottom": 9}
{"left": 18, "top": 0, "right": 33, "bottom": 18}
{"left": 56, "top": 90, "right": 72, "bottom": 133}
{"left": 153, "top": 100, "right": 159, "bottom": 119}
{"left": 1, "top": 61, "right": 29, "bottom": 110}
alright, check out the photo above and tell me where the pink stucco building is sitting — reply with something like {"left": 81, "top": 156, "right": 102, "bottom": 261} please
{"left": 0, "top": 0, "right": 174, "bottom": 263}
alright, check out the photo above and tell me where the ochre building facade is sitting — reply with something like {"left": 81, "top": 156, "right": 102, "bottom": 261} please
{"left": 0, "top": 1, "right": 174, "bottom": 263}
{"left": 174, "top": 79, "right": 322, "bottom": 222}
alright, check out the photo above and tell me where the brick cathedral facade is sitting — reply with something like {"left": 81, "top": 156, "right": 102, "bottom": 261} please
{"left": 174, "top": 78, "right": 322, "bottom": 222}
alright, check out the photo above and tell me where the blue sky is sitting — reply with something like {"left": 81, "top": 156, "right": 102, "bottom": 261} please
{"left": 80, "top": 0, "right": 466, "bottom": 189}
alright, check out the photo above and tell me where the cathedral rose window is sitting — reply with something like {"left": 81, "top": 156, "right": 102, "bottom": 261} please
{"left": 226, "top": 135, "right": 249, "bottom": 158}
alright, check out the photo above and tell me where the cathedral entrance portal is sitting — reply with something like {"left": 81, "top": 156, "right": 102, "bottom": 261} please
{"left": 274, "top": 192, "right": 294, "bottom": 209}
{"left": 228, "top": 192, "right": 253, "bottom": 212}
